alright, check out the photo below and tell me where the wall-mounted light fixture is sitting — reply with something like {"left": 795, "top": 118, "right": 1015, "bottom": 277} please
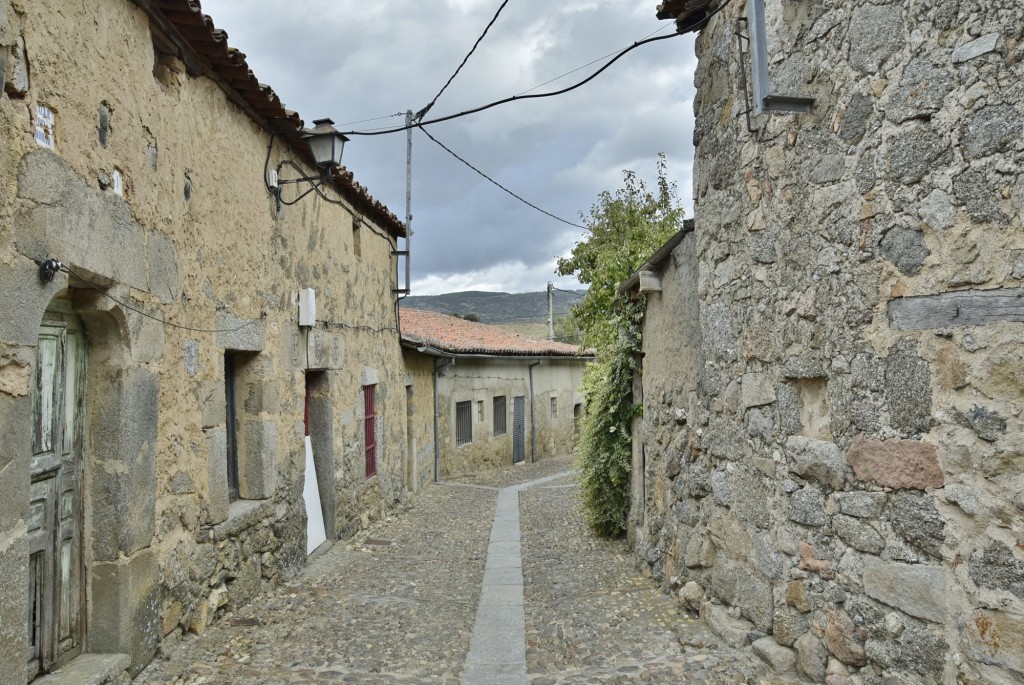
{"left": 267, "top": 118, "right": 349, "bottom": 210}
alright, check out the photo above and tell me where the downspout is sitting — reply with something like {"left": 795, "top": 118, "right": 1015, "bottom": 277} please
{"left": 431, "top": 356, "right": 454, "bottom": 482}
{"left": 528, "top": 360, "right": 541, "bottom": 463}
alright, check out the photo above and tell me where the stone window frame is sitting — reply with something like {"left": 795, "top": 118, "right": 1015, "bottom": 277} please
{"left": 215, "top": 346, "right": 276, "bottom": 519}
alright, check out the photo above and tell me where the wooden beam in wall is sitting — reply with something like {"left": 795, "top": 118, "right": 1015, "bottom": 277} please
{"left": 888, "top": 288, "right": 1024, "bottom": 330}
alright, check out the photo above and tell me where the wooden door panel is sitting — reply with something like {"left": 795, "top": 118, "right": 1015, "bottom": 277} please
{"left": 29, "top": 310, "right": 85, "bottom": 675}
{"left": 32, "top": 330, "right": 64, "bottom": 475}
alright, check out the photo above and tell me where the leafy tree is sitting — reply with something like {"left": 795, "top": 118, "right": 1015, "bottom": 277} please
{"left": 556, "top": 153, "right": 684, "bottom": 352}
{"left": 552, "top": 314, "right": 581, "bottom": 343}
{"left": 557, "top": 155, "right": 685, "bottom": 536}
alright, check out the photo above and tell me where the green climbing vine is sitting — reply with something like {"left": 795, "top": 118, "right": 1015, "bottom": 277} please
{"left": 576, "top": 297, "right": 645, "bottom": 537}
{"left": 559, "top": 155, "right": 684, "bottom": 537}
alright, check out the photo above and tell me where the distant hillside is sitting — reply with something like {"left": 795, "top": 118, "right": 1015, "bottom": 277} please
{"left": 400, "top": 289, "right": 586, "bottom": 326}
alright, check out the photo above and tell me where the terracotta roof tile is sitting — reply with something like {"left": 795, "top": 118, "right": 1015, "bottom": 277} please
{"left": 400, "top": 308, "right": 590, "bottom": 358}
{"left": 145, "top": 0, "right": 405, "bottom": 237}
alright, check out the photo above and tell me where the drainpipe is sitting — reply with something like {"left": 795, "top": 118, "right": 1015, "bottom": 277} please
{"left": 431, "top": 356, "right": 454, "bottom": 482}
{"left": 528, "top": 360, "right": 541, "bottom": 463}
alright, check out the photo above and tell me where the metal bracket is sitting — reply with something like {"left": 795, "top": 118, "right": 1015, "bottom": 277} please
{"left": 736, "top": 0, "right": 816, "bottom": 127}
{"left": 39, "top": 258, "right": 62, "bottom": 283}
{"left": 735, "top": 18, "right": 757, "bottom": 134}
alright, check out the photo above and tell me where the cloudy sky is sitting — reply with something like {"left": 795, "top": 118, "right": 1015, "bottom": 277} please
{"left": 200, "top": 0, "right": 699, "bottom": 295}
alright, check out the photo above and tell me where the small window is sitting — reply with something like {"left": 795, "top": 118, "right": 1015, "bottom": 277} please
{"left": 364, "top": 384, "right": 377, "bottom": 478}
{"left": 493, "top": 396, "right": 507, "bottom": 436}
{"left": 456, "top": 401, "right": 473, "bottom": 446}
{"left": 224, "top": 353, "right": 241, "bottom": 501}
{"left": 34, "top": 104, "right": 56, "bottom": 149}
{"left": 353, "top": 219, "right": 362, "bottom": 257}
{"left": 550, "top": 396, "right": 558, "bottom": 419}
{"left": 477, "top": 400, "right": 484, "bottom": 422}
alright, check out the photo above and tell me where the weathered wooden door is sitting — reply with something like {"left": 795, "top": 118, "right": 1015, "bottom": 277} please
{"left": 28, "top": 304, "right": 86, "bottom": 677}
{"left": 512, "top": 395, "right": 526, "bottom": 464}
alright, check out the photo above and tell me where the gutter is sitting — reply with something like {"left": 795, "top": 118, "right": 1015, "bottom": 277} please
{"left": 618, "top": 220, "right": 695, "bottom": 296}
{"left": 528, "top": 361, "right": 541, "bottom": 463}
{"left": 402, "top": 342, "right": 593, "bottom": 363}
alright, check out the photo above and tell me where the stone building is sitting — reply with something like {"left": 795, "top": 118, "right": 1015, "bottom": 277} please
{"left": 0, "top": 0, "right": 410, "bottom": 681}
{"left": 401, "top": 308, "right": 590, "bottom": 480}
{"left": 629, "top": 0, "right": 1024, "bottom": 683}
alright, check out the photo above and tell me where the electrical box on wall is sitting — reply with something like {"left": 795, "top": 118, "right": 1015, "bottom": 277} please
{"left": 299, "top": 288, "right": 316, "bottom": 327}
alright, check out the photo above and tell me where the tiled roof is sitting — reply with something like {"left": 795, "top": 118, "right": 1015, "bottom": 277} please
{"left": 656, "top": 0, "right": 718, "bottom": 33}
{"left": 400, "top": 308, "right": 590, "bottom": 358}
{"left": 143, "top": 0, "right": 405, "bottom": 237}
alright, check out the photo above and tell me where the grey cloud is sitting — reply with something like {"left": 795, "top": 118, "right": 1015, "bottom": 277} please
{"left": 202, "top": 0, "right": 697, "bottom": 291}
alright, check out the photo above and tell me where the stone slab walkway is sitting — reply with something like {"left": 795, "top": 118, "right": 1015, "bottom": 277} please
{"left": 134, "top": 457, "right": 781, "bottom": 684}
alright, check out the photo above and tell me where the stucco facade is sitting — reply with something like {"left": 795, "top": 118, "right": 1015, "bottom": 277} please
{"left": 400, "top": 309, "right": 589, "bottom": 479}
{"left": 633, "top": 1, "right": 1024, "bottom": 683}
{"left": 0, "top": 0, "right": 409, "bottom": 681}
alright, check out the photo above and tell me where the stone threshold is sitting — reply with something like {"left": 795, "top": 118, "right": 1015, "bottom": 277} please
{"left": 34, "top": 653, "right": 130, "bottom": 685}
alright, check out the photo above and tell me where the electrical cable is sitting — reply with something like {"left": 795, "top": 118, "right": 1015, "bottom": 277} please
{"left": 56, "top": 262, "right": 399, "bottom": 336}
{"left": 338, "top": 112, "right": 406, "bottom": 127}
{"left": 416, "top": 0, "right": 510, "bottom": 120}
{"left": 515, "top": 24, "right": 672, "bottom": 97}
{"left": 418, "top": 126, "right": 586, "bottom": 230}
{"left": 59, "top": 264, "right": 264, "bottom": 334}
{"left": 340, "top": 0, "right": 732, "bottom": 137}
{"left": 341, "top": 32, "right": 685, "bottom": 136}
{"left": 264, "top": 131, "right": 396, "bottom": 243}
{"left": 317, "top": 319, "right": 399, "bottom": 334}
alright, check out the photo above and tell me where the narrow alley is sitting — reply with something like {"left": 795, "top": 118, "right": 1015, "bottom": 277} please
{"left": 134, "top": 457, "right": 776, "bottom": 685}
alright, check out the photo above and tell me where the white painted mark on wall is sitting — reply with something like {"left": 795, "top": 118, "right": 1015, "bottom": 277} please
{"left": 34, "top": 104, "right": 56, "bottom": 149}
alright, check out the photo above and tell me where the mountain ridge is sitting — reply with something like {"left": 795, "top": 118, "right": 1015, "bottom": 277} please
{"left": 400, "top": 289, "right": 586, "bottom": 326}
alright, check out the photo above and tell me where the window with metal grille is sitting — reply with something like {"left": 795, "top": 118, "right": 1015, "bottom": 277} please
{"left": 364, "top": 384, "right": 377, "bottom": 478}
{"left": 550, "top": 396, "right": 558, "bottom": 419}
{"left": 493, "top": 396, "right": 507, "bottom": 436}
{"left": 456, "top": 401, "right": 473, "bottom": 446}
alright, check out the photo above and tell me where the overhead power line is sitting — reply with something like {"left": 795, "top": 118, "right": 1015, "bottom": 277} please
{"left": 516, "top": 24, "right": 672, "bottom": 97}
{"left": 339, "top": 32, "right": 684, "bottom": 137}
{"left": 337, "top": 112, "right": 406, "bottom": 127}
{"left": 417, "top": 0, "right": 511, "bottom": 120}
{"left": 418, "top": 126, "right": 586, "bottom": 230}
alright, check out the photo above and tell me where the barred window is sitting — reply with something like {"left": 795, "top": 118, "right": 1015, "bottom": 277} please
{"left": 456, "top": 401, "right": 473, "bottom": 446}
{"left": 493, "top": 396, "right": 507, "bottom": 436}
{"left": 364, "top": 384, "right": 377, "bottom": 478}
{"left": 550, "top": 396, "right": 558, "bottom": 419}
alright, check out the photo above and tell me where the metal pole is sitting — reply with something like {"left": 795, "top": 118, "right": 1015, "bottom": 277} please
{"left": 404, "top": 110, "right": 413, "bottom": 293}
{"left": 547, "top": 281, "right": 555, "bottom": 340}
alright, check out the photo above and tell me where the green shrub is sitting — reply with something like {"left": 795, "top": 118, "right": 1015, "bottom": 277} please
{"left": 576, "top": 299, "right": 644, "bottom": 537}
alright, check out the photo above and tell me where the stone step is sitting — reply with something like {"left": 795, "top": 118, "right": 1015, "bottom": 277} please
{"left": 34, "top": 653, "right": 131, "bottom": 685}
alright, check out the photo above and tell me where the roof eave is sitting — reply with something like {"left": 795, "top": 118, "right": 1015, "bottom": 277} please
{"left": 618, "top": 219, "right": 695, "bottom": 295}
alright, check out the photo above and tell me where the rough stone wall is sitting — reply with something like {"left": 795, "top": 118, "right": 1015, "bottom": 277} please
{"left": 635, "top": 1, "right": 1024, "bottom": 683}
{"left": 0, "top": 0, "right": 409, "bottom": 679}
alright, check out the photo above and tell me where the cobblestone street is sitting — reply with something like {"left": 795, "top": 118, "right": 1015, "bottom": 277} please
{"left": 135, "top": 458, "right": 779, "bottom": 684}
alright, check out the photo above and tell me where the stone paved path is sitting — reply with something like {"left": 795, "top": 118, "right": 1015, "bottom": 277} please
{"left": 135, "top": 457, "right": 781, "bottom": 684}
